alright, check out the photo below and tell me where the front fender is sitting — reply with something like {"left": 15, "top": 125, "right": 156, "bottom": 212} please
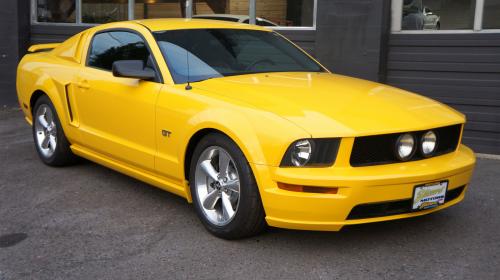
{"left": 175, "top": 105, "right": 310, "bottom": 204}
{"left": 180, "top": 103, "right": 310, "bottom": 168}
{"left": 179, "top": 99, "right": 311, "bottom": 166}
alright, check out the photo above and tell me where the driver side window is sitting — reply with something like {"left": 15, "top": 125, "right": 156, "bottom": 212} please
{"left": 87, "top": 31, "right": 150, "bottom": 71}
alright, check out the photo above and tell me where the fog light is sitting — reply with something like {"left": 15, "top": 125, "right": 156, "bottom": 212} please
{"left": 421, "top": 130, "right": 437, "bottom": 156}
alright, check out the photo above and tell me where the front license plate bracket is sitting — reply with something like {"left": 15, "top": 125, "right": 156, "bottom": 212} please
{"left": 412, "top": 181, "right": 448, "bottom": 211}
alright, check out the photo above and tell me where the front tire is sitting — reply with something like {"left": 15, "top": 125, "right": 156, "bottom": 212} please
{"left": 32, "top": 95, "right": 78, "bottom": 166}
{"left": 189, "top": 133, "right": 266, "bottom": 239}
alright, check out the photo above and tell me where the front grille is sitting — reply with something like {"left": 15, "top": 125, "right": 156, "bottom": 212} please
{"left": 350, "top": 124, "right": 462, "bottom": 167}
{"left": 346, "top": 185, "right": 465, "bottom": 220}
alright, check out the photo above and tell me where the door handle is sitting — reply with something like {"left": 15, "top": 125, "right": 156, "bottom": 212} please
{"left": 75, "top": 79, "right": 90, "bottom": 89}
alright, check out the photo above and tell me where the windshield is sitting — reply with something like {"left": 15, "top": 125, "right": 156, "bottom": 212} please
{"left": 153, "top": 29, "right": 324, "bottom": 84}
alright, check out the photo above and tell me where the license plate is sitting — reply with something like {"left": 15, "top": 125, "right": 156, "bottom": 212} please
{"left": 412, "top": 181, "right": 448, "bottom": 211}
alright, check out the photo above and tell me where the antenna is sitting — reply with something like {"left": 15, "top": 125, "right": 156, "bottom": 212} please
{"left": 185, "top": 45, "right": 192, "bottom": 90}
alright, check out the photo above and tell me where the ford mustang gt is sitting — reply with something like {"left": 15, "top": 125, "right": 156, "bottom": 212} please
{"left": 16, "top": 19, "right": 476, "bottom": 239}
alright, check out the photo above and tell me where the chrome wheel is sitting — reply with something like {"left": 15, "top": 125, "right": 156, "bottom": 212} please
{"left": 34, "top": 104, "right": 57, "bottom": 158}
{"left": 194, "top": 146, "right": 241, "bottom": 226}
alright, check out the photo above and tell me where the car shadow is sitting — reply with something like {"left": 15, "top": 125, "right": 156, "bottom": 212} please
{"left": 69, "top": 157, "right": 463, "bottom": 247}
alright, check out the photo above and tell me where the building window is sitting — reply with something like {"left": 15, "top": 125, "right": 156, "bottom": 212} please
{"left": 402, "top": 0, "right": 476, "bottom": 30}
{"left": 483, "top": 0, "right": 500, "bottom": 29}
{"left": 256, "top": 0, "right": 315, "bottom": 27}
{"left": 393, "top": 0, "right": 500, "bottom": 32}
{"left": 82, "top": 0, "right": 129, "bottom": 23}
{"left": 32, "top": 0, "right": 316, "bottom": 29}
{"left": 135, "top": 0, "right": 189, "bottom": 19}
{"left": 192, "top": 0, "right": 250, "bottom": 23}
{"left": 35, "top": 0, "right": 76, "bottom": 23}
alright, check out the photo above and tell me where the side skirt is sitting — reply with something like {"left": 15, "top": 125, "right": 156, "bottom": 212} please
{"left": 70, "top": 144, "right": 190, "bottom": 200}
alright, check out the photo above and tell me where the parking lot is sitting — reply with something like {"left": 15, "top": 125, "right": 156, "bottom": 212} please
{"left": 1, "top": 108, "right": 499, "bottom": 280}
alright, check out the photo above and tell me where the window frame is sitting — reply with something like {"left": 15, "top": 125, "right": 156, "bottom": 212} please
{"left": 30, "top": 0, "right": 317, "bottom": 30}
{"left": 391, "top": 0, "right": 500, "bottom": 34}
{"left": 85, "top": 28, "right": 164, "bottom": 83}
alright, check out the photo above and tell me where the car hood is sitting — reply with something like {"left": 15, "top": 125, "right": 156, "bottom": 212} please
{"left": 195, "top": 72, "right": 464, "bottom": 137}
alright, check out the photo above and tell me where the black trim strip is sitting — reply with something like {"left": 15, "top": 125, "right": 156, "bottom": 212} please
{"left": 64, "top": 84, "right": 73, "bottom": 122}
{"left": 350, "top": 124, "right": 462, "bottom": 167}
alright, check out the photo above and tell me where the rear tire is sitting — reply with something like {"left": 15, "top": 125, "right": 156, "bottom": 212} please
{"left": 32, "top": 95, "right": 78, "bottom": 166}
{"left": 189, "top": 133, "right": 266, "bottom": 239}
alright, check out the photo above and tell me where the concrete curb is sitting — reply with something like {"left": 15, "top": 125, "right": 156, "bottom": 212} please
{"left": 476, "top": 153, "right": 500, "bottom": 160}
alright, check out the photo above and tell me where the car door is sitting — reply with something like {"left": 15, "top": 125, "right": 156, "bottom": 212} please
{"left": 73, "top": 30, "right": 162, "bottom": 173}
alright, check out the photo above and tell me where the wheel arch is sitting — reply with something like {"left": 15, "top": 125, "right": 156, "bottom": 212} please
{"left": 182, "top": 125, "right": 266, "bottom": 182}
{"left": 30, "top": 90, "right": 47, "bottom": 113}
{"left": 181, "top": 124, "right": 270, "bottom": 207}
{"left": 179, "top": 107, "right": 309, "bottom": 184}
{"left": 183, "top": 128, "right": 222, "bottom": 181}
{"left": 27, "top": 75, "right": 69, "bottom": 126}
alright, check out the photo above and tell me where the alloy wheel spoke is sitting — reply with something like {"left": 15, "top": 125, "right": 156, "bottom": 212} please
{"left": 45, "top": 108, "right": 54, "bottom": 124}
{"left": 49, "top": 123, "right": 56, "bottom": 132}
{"left": 41, "top": 135, "right": 50, "bottom": 149}
{"left": 38, "top": 115, "right": 49, "bottom": 129}
{"left": 200, "top": 160, "right": 219, "bottom": 181}
{"left": 49, "top": 135, "right": 57, "bottom": 150}
{"left": 202, "top": 189, "right": 221, "bottom": 210}
{"left": 196, "top": 146, "right": 240, "bottom": 225}
{"left": 218, "top": 150, "right": 231, "bottom": 178}
{"left": 221, "top": 193, "right": 235, "bottom": 220}
{"left": 224, "top": 179, "right": 240, "bottom": 193}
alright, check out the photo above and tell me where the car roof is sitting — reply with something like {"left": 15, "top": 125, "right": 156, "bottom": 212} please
{"left": 133, "top": 18, "right": 270, "bottom": 32}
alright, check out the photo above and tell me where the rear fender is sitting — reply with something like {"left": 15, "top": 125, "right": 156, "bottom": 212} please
{"left": 25, "top": 74, "right": 81, "bottom": 143}
{"left": 28, "top": 75, "right": 68, "bottom": 124}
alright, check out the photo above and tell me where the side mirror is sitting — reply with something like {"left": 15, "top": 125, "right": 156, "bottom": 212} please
{"left": 112, "top": 60, "right": 156, "bottom": 81}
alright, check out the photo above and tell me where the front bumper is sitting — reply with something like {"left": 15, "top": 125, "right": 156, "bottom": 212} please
{"left": 252, "top": 143, "right": 476, "bottom": 231}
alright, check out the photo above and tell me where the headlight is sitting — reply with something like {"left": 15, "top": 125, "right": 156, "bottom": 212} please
{"left": 421, "top": 130, "right": 437, "bottom": 156}
{"left": 291, "top": 140, "right": 312, "bottom": 166}
{"left": 395, "top": 133, "right": 415, "bottom": 161}
{"left": 281, "top": 138, "right": 340, "bottom": 167}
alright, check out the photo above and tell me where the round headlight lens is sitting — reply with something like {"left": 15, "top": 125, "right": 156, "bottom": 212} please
{"left": 421, "top": 130, "right": 437, "bottom": 156}
{"left": 291, "top": 139, "right": 313, "bottom": 166}
{"left": 396, "top": 133, "right": 415, "bottom": 161}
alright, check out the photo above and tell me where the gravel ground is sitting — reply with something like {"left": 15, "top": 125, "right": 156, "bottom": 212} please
{"left": 1, "top": 108, "right": 499, "bottom": 280}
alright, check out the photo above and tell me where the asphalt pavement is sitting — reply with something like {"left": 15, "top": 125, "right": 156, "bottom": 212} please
{"left": 1, "top": 108, "right": 499, "bottom": 280}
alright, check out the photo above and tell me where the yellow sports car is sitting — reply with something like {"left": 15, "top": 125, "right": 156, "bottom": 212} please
{"left": 16, "top": 19, "right": 476, "bottom": 239}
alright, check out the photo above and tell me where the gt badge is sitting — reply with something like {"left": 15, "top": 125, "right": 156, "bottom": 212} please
{"left": 161, "top": 130, "right": 172, "bottom": 137}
